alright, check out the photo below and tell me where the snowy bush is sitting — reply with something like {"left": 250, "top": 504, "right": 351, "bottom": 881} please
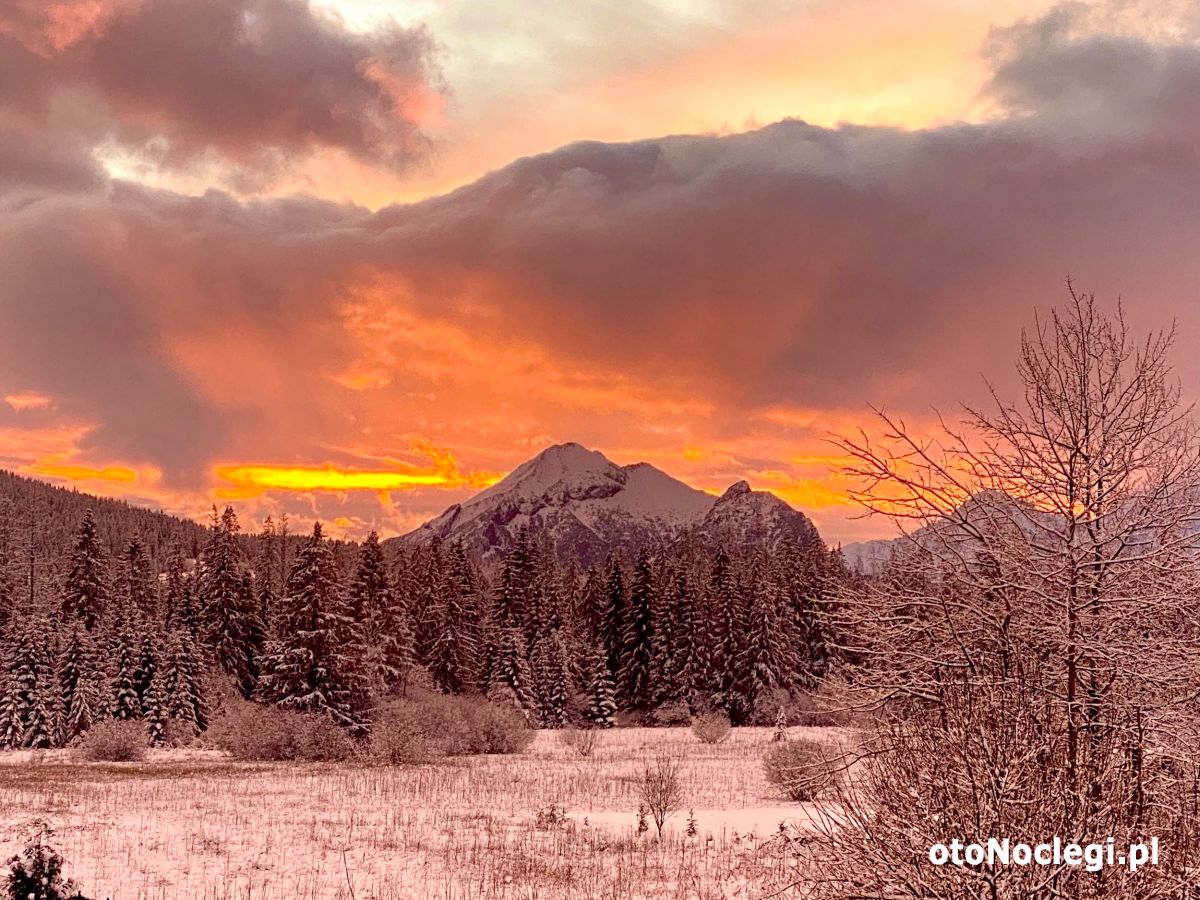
{"left": 77, "top": 720, "right": 147, "bottom": 762}
{"left": 762, "top": 738, "right": 834, "bottom": 801}
{"left": 558, "top": 727, "right": 601, "bottom": 757}
{"left": 209, "top": 700, "right": 355, "bottom": 761}
{"left": 5, "top": 823, "right": 90, "bottom": 900}
{"left": 690, "top": 712, "right": 731, "bottom": 745}
{"left": 369, "top": 694, "right": 533, "bottom": 764}
{"left": 462, "top": 696, "right": 535, "bottom": 754}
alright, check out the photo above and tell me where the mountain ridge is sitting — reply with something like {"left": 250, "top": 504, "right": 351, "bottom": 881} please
{"left": 397, "top": 442, "right": 824, "bottom": 565}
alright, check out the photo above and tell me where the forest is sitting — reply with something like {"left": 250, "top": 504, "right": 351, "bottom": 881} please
{"left": 0, "top": 474, "right": 843, "bottom": 748}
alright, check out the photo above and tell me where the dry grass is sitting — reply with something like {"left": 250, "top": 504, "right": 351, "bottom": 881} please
{"left": 0, "top": 726, "right": 850, "bottom": 899}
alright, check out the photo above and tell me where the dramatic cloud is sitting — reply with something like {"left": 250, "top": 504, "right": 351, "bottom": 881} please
{"left": 0, "top": 0, "right": 440, "bottom": 183}
{"left": 4, "top": 0, "right": 1200, "bottom": 541}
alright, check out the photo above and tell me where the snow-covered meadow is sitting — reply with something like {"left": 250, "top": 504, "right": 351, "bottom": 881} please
{"left": 0, "top": 726, "right": 849, "bottom": 899}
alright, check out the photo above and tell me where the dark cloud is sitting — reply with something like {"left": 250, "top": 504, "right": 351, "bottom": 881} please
{"left": 0, "top": 0, "right": 440, "bottom": 180}
{"left": 5, "top": 2, "right": 1200, "bottom": 482}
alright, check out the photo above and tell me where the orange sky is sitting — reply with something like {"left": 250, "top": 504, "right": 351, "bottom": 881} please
{"left": 4, "top": 0, "right": 1200, "bottom": 545}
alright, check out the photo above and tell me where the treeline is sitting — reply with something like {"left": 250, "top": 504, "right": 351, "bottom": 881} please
{"left": 0, "top": 497, "right": 843, "bottom": 749}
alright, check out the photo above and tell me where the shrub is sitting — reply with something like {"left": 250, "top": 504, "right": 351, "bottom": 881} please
{"left": 370, "top": 694, "right": 534, "bottom": 765}
{"left": 161, "top": 718, "right": 198, "bottom": 749}
{"left": 649, "top": 702, "right": 692, "bottom": 727}
{"left": 76, "top": 720, "right": 147, "bottom": 762}
{"left": 763, "top": 738, "right": 836, "bottom": 801}
{"left": 292, "top": 714, "right": 357, "bottom": 761}
{"left": 461, "top": 696, "right": 535, "bottom": 754}
{"left": 558, "top": 727, "right": 601, "bottom": 758}
{"left": 639, "top": 753, "right": 685, "bottom": 837}
{"left": 690, "top": 711, "right": 731, "bottom": 745}
{"left": 5, "top": 823, "right": 90, "bottom": 900}
{"left": 208, "top": 700, "right": 356, "bottom": 761}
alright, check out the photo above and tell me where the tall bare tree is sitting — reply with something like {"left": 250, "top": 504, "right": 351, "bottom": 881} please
{"left": 805, "top": 288, "right": 1200, "bottom": 898}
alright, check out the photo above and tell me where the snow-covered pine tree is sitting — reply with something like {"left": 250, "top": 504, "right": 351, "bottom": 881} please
{"left": 0, "top": 652, "right": 20, "bottom": 748}
{"left": 60, "top": 511, "right": 109, "bottom": 631}
{"left": 429, "top": 543, "right": 482, "bottom": 693}
{"left": 530, "top": 624, "right": 571, "bottom": 727}
{"left": 143, "top": 666, "right": 167, "bottom": 746}
{"left": 601, "top": 554, "right": 627, "bottom": 679}
{"left": 0, "top": 497, "right": 15, "bottom": 631}
{"left": 59, "top": 626, "right": 101, "bottom": 743}
{"left": 118, "top": 537, "right": 156, "bottom": 620}
{"left": 349, "top": 531, "right": 413, "bottom": 693}
{"left": 736, "top": 557, "right": 797, "bottom": 715}
{"left": 582, "top": 639, "right": 616, "bottom": 728}
{"left": 110, "top": 625, "right": 142, "bottom": 720}
{"left": 407, "top": 539, "right": 447, "bottom": 666}
{"left": 705, "top": 545, "right": 742, "bottom": 711}
{"left": 495, "top": 528, "right": 537, "bottom": 631}
{"left": 160, "top": 629, "right": 207, "bottom": 734}
{"left": 254, "top": 516, "right": 280, "bottom": 629}
{"left": 257, "top": 523, "right": 366, "bottom": 731}
{"left": 0, "top": 617, "right": 61, "bottom": 748}
{"left": 619, "top": 548, "right": 656, "bottom": 710}
{"left": 198, "top": 507, "right": 259, "bottom": 696}
{"left": 654, "top": 566, "right": 697, "bottom": 708}
{"left": 162, "top": 544, "right": 188, "bottom": 630}
{"left": 577, "top": 564, "right": 606, "bottom": 645}
{"left": 486, "top": 625, "right": 535, "bottom": 716}
{"left": 134, "top": 630, "right": 157, "bottom": 709}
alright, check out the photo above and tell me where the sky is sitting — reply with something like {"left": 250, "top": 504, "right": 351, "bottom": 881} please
{"left": 4, "top": 0, "right": 1200, "bottom": 544}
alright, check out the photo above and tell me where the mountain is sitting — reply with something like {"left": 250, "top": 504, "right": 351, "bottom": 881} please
{"left": 398, "top": 442, "right": 824, "bottom": 565}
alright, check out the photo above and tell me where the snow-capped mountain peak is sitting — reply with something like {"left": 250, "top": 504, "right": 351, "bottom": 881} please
{"left": 400, "top": 443, "right": 825, "bottom": 565}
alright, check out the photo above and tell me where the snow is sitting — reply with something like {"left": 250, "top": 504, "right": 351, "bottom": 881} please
{"left": 0, "top": 726, "right": 852, "bottom": 899}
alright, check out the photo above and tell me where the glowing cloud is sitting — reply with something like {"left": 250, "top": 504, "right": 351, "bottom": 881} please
{"left": 213, "top": 458, "right": 502, "bottom": 500}
{"left": 27, "top": 459, "right": 138, "bottom": 484}
{"left": 4, "top": 391, "right": 54, "bottom": 411}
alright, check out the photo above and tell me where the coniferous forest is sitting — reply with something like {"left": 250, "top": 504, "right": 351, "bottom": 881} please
{"left": 0, "top": 469, "right": 843, "bottom": 748}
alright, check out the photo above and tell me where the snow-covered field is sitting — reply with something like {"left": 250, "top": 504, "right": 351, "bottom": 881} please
{"left": 0, "top": 726, "right": 849, "bottom": 900}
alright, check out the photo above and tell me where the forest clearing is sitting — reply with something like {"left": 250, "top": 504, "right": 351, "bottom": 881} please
{"left": 0, "top": 726, "right": 849, "bottom": 900}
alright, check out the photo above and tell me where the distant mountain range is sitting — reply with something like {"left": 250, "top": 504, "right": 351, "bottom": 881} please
{"left": 396, "top": 442, "right": 824, "bottom": 565}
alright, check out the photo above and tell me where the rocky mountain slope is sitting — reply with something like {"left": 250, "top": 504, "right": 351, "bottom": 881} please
{"left": 399, "top": 442, "right": 823, "bottom": 565}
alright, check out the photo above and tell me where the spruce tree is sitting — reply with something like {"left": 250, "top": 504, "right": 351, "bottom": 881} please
{"left": 601, "top": 554, "right": 627, "bottom": 678}
{"left": 350, "top": 531, "right": 415, "bottom": 693}
{"left": 705, "top": 545, "right": 742, "bottom": 710}
{"left": 429, "top": 543, "right": 481, "bottom": 693}
{"left": 582, "top": 640, "right": 616, "bottom": 728}
{"left": 736, "top": 561, "right": 797, "bottom": 715}
{"left": 143, "top": 667, "right": 167, "bottom": 746}
{"left": 257, "top": 523, "right": 367, "bottom": 731}
{"left": 118, "top": 537, "right": 156, "bottom": 620}
{"left": 577, "top": 564, "right": 606, "bottom": 644}
{"left": 656, "top": 567, "right": 698, "bottom": 708}
{"left": 162, "top": 545, "right": 190, "bottom": 632}
{"left": 59, "top": 627, "right": 101, "bottom": 743}
{"left": 530, "top": 625, "right": 571, "bottom": 727}
{"left": 619, "top": 548, "right": 656, "bottom": 710}
{"left": 160, "top": 629, "right": 207, "bottom": 734}
{"left": 0, "top": 618, "right": 60, "bottom": 748}
{"left": 61, "top": 511, "right": 109, "bottom": 631}
{"left": 0, "top": 498, "right": 15, "bottom": 631}
{"left": 486, "top": 626, "right": 534, "bottom": 716}
{"left": 198, "top": 507, "right": 259, "bottom": 696}
{"left": 109, "top": 625, "right": 142, "bottom": 720}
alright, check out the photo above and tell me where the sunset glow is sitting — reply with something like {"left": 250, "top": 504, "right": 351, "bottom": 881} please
{"left": 4, "top": 0, "right": 1200, "bottom": 543}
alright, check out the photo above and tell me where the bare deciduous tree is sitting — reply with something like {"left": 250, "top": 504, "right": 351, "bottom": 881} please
{"left": 639, "top": 753, "right": 685, "bottom": 837}
{"left": 799, "top": 288, "right": 1200, "bottom": 898}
